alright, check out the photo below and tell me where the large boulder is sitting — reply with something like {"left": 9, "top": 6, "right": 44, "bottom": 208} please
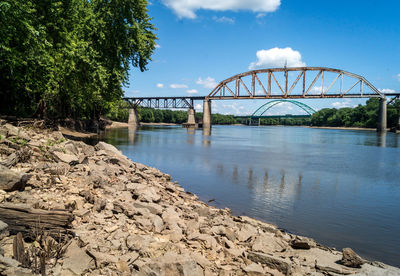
{"left": 0, "top": 165, "right": 29, "bottom": 192}
{"left": 341, "top": 247, "right": 365, "bottom": 268}
{"left": 95, "top": 142, "right": 123, "bottom": 157}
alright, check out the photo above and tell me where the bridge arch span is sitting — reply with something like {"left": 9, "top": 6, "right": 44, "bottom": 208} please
{"left": 208, "top": 67, "right": 383, "bottom": 99}
{"left": 251, "top": 100, "right": 316, "bottom": 117}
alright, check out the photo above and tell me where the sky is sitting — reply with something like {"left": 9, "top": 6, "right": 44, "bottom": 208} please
{"left": 125, "top": 0, "right": 400, "bottom": 115}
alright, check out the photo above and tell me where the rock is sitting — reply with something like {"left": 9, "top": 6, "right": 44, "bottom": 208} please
{"left": 89, "top": 251, "right": 119, "bottom": 267}
{"left": 252, "top": 233, "right": 285, "bottom": 253}
{"left": 236, "top": 224, "right": 257, "bottom": 242}
{"left": 291, "top": 236, "right": 316, "bottom": 250}
{"left": 95, "top": 142, "right": 123, "bottom": 157}
{"left": 0, "top": 165, "right": 29, "bottom": 192}
{"left": 247, "top": 251, "right": 291, "bottom": 275}
{"left": 243, "top": 263, "right": 264, "bottom": 275}
{"left": 116, "top": 260, "right": 130, "bottom": 273}
{"left": 0, "top": 255, "right": 33, "bottom": 276}
{"left": 341, "top": 247, "right": 364, "bottom": 268}
{"left": 137, "top": 252, "right": 203, "bottom": 276}
{"left": 36, "top": 162, "right": 70, "bottom": 175}
{"left": 62, "top": 240, "right": 93, "bottom": 275}
{"left": 151, "top": 214, "right": 164, "bottom": 233}
{"left": 64, "top": 142, "right": 78, "bottom": 155}
{"left": 0, "top": 220, "right": 9, "bottom": 239}
{"left": 94, "top": 198, "right": 107, "bottom": 212}
{"left": 53, "top": 151, "right": 79, "bottom": 165}
{"left": 133, "top": 202, "right": 163, "bottom": 215}
{"left": 3, "top": 124, "right": 30, "bottom": 141}
{"left": 131, "top": 185, "right": 161, "bottom": 203}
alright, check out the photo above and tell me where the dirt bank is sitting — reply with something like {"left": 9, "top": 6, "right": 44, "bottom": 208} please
{"left": 0, "top": 120, "right": 398, "bottom": 275}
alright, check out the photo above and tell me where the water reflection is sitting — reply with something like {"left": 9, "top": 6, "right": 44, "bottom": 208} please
{"left": 186, "top": 127, "right": 195, "bottom": 144}
{"left": 128, "top": 125, "right": 138, "bottom": 144}
{"left": 377, "top": 132, "right": 386, "bottom": 147}
{"left": 202, "top": 127, "right": 211, "bottom": 147}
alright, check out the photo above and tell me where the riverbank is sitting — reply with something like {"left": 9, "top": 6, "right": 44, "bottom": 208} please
{"left": 0, "top": 120, "right": 399, "bottom": 275}
{"left": 308, "top": 126, "right": 376, "bottom": 131}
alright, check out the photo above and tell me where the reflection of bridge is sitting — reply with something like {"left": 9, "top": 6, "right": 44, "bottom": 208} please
{"left": 124, "top": 67, "right": 400, "bottom": 132}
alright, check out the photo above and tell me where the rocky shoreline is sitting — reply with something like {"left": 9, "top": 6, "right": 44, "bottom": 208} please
{"left": 0, "top": 120, "right": 399, "bottom": 275}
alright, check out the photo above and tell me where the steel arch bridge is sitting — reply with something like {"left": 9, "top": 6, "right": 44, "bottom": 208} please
{"left": 251, "top": 100, "right": 316, "bottom": 118}
{"left": 207, "top": 67, "right": 383, "bottom": 99}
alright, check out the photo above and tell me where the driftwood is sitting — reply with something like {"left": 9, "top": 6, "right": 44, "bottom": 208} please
{"left": 0, "top": 203, "right": 74, "bottom": 239}
{"left": 13, "top": 232, "right": 29, "bottom": 267}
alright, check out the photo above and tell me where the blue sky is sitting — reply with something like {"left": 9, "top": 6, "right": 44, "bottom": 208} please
{"left": 126, "top": 0, "right": 400, "bottom": 115}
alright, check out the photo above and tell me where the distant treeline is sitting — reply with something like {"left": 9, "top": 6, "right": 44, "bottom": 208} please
{"left": 106, "top": 98, "right": 400, "bottom": 128}
{"left": 106, "top": 101, "right": 238, "bottom": 125}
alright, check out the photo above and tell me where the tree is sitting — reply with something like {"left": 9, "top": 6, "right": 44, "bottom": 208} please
{"left": 0, "top": 0, "right": 156, "bottom": 120}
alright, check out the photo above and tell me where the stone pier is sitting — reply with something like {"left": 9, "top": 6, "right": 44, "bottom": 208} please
{"left": 203, "top": 99, "right": 212, "bottom": 129}
{"left": 128, "top": 108, "right": 140, "bottom": 127}
{"left": 187, "top": 108, "right": 196, "bottom": 125}
{"left": 377, "top": 97, "right": 387, "bottom": 133}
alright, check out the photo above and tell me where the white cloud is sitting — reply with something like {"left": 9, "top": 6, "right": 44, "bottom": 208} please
{"left": 263, "top": 102, "right": 300, "bottom": 115}
{"left": 249, "top": 47, "right": 306, "bottom": 69}
{"left": 196, "top": 77, "right": 218, "bottom": 89}
{"left": 170, "top": 83, "right": 188, "bottom": 89}
{"left": 221, "top": 103, "right": 246, "bottom": 115}
{"left": 397, "top": 73, "right": 400, "bottom": 82}
{"left": 311, "top": 86, "right": 328, "bottom": 93}
{"left": 186, "top": 89, "right": 198, "bottom": 94}
{"left": 213, "top": 16, "right": 235, "bottom": 24}
{"left": 256, "top": 13, "right": 266, "bottom": 18}
{"left": 379, "top": 88, "right": 395, "bottom": 94}
{"left": 332, "top": 99, "right": 353, "bottom": 108}
{"left": 155, "top": 44, "right": 161, "bottom": 49}
{"left": 156, "top": 83, "right": 164, "bottom": 88}
{"left": 195, "top": 103, "right": 202, "bottom": 110}
{"left": 162, "top": 0, "right": 280, "bottom": 19}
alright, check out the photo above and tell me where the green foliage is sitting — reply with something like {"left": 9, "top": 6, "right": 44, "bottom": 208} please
{"left": 0, "top": 0, "right": 156, "bottom": 119}
{"left": 310, "top": 98, "right": 400, "bottom": 129}
{"left": 212, "top": 114, "right": 237, "bottom": 125}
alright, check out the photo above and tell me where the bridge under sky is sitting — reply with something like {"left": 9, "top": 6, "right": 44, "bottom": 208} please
{"left": 124, "top": 67, "right": 399, "bottom": 132}
{"left": 122, "top": 1, "right": 400, "bottom": 116}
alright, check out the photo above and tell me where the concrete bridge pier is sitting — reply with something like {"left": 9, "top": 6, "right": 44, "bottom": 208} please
{"left": 128, "top": 108, "right": 140, "bottom": 127}
{"left": 187, "top": 108, "right": 196, "bottom": 125}
{"left": 203, "top": 99, "right": 212, "bottom": 129}
{"left": 377, "top": 97, "right": 387, "bottom": 133}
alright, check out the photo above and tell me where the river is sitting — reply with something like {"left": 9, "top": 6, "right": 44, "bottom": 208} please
{"left": 97, "top": 125, "right": 400, "bottom": 267}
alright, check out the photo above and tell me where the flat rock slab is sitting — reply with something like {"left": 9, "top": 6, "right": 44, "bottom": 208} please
{"left": 53, "top": 151, "right": 79, "bottom": 165}
{"left": 62, "top": 240, "right": 93, "bottom": 275}
{"left": 247, "top": 251, "right": 291, "bottom": 275}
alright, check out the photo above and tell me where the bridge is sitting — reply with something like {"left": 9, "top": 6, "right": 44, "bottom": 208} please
{"left": 123, "top": 67, "right": 400, "bottom": 132}
{"left": 234, "top": 100, "right": 316, "bottom": 126}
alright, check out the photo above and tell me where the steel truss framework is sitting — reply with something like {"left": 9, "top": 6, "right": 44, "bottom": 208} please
{"left": 123, "top": 96, "right": 205, "bottom": 109}
{"left": 251, "top": 100, "right": 316, "bottom": 117}
{"left": 208, "top": 67, "right": 383, "bottom": 99}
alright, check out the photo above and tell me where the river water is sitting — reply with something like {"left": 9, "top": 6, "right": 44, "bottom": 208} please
{"left": 99, "top": 125, "right": 400, "bottom": 267}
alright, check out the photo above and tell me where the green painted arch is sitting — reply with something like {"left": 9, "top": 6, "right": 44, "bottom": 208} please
{"left": 251, "top": 100, "right": 316, "bottom": 117}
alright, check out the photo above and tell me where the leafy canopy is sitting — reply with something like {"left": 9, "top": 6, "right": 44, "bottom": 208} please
{"left": 0, "top": 0, "right": 156, "bottom": 119}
